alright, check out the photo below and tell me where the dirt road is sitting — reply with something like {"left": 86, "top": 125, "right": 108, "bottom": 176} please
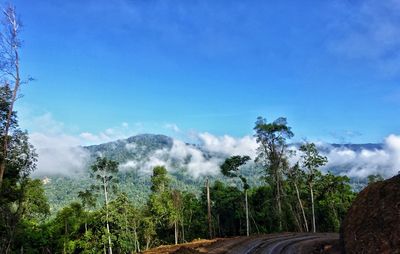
{"left": 204, "top": 233, "right": 339, "bottom": 254}
{"left": 144, "top": 233, "right": 340, "bottom": 254}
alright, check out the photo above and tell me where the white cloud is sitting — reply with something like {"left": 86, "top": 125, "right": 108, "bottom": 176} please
{"left": 79, "top": 122, "right": 138, "bottom": 145}
{"left": 318, "top": 135, "right": 400, "bottom": 178}
{"left": 30, "top": 132, "right": 89, "bottom": 176}
{"left": 197, "top": 132, "right": 258, "bottom": 158}
{"left": 125, "top": 142, "right": 137, "bottom": 151}
{"left": 169, "top": 140, "right": 222, "bottom": 178}
{"left": 25, "top": 113, "right": 400, "bottom": 179}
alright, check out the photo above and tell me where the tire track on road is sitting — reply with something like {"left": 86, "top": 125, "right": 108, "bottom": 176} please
{"left": 200, "top": 233, "right": 339, "bottom": 254}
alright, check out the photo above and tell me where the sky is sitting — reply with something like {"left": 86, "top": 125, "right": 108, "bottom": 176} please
{"left": 10, "top": 0, "right": 400, "bottom": 145}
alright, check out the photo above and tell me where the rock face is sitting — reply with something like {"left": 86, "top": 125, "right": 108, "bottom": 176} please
{"left": 341, "top": 175, "right": 400, "bottom": 253}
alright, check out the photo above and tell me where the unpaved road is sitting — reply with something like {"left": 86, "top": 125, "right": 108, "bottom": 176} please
{"left": 144, "top": 233, "right": 340, "bottom": 254}
{"left": 203, "top": 233, "right": 339, "bottom": 254}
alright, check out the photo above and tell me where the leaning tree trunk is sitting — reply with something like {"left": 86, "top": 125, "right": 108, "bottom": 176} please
{"left": 294, "top": 182, "right": 309, "bottom": 232}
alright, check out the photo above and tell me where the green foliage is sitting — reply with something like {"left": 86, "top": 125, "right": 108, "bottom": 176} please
{"left": 1, "top": 112, "right": 360, "bottom": 253}
{"left": 299, "top": 142, "right": 328, "bottom": 180}
{"left": 253, "top": 116, "right": 294, "bottom": 231}
{"left": 367, "top": 174, "right": 384, "bottom": 184}
{"left": 0, "top": 85, "right": 41, "bottom": 252}
{"left": 314, "top": 173, "right": 355, "bottom": 232}
{"left": 151, "top": 165, "right": 170, "bottom": 193}
{"left": 201, "top": 180, "right": 244, "bottom": 237}
{"left": 20, "top": 179, "right": 50, "bottom": 221}
{"left": 220, "top": 155, "right": 251, "bottom": 189}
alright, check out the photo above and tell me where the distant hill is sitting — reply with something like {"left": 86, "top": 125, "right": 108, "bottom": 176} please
{"left": 40, "top": 134, "right": 383, "bottom": 213}
{"left": 330, "top": 143, "right": 383, "bottom": 151}
{"left": 85, "top": 134, "right": 174, "bottom": 162}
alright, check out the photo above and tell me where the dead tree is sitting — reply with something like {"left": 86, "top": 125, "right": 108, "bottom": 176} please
{"left": 0, "top": 5, "right": 29, "bottom": 187}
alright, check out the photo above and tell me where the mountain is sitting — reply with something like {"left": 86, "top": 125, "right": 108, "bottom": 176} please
{"left": 40, "top": 134, "right": 384, "bottom": 213}
{"left": 42, "top": 134, "right": 232, "bottom": 212}
{"left": 85, "top": 134, "right": 174, "bottom": 162}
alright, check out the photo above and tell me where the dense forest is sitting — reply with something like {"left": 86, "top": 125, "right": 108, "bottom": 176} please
{"left": 0, "top": 83, "right": 357, "bottom": 253}
{"left": 0, "top": 4, "right": 376, "bottom": 254}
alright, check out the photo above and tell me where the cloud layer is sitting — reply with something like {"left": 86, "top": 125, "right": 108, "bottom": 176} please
{"left": 26, "top": 114, "right": 400, "bottom": 179}
{"left": 324, "top": 134, "right": 400, "bottom": 178}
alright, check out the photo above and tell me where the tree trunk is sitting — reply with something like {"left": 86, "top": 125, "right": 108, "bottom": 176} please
{"left": 245, "top": 189, "right": 249, "bottom": 236}
{"left": 0, "top": 6, "right": 21, "bottom": 187}
{"left": 206, "top": 178, "right": 212, "bottom": 239}
{"left": 288, "top": 202, "right": 302, "bottom": 232}
{"left": 294, "top": 182, "right": 309, "bottom": 232}
{"left": 181, "top": 217, "right": 185, "bottom": 243}
{"left": 249, "top": 210, "right": 260, "bottom": 234}
{"left": 64, "top": 220, "right": 67, "bottom": 254}
{"left": 276, "top": 174, "right": 282, "bottom": 231}
{"left": 134, "top": 227, "right": 140, "bottom": 253}
{"left": 310, "top": 183, "right": 316, "bottom": 233}
{"left": 174, "top": 221, "right": 178, "bottom": 245}
{"left": 103, "top": 177, "right": 113, "bottom": 254}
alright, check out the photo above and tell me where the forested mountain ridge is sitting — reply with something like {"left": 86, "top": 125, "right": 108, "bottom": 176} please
{"left": 40, "top": 134, "right": 381, "bottom": 213}
{"left": 85, "top": 134, "right": 174, "bottom": 162}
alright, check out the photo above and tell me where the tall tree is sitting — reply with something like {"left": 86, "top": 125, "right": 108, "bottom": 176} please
{"left": 109, "top": 193, "right": 140, "bottom": 253}
{"left": 299, "top": 142, "right": 327, "bottom": 233}
{"left": 147, "top": 166, "right": 178, "bottom": 245}
{"left": 0, "top": 5, "right": 31, "bottom": 187}
{"left": 77, "top": 189, "right": 96, "bottom": 233}
{"left": 287, "top": 163, "right": 309, "bottom": 232}
{"left": 220, "top": 155, "right": 251, "bottom": 236}
{"left": 89, "top": 157, "right": 119, "bottom": 254}
{"left": 206, "top": 177, "right": 212, "bottom": 239}
{"left": 150, "top": 166, "right": 170, "bottom": 193}
{"left": 254, "top": 116, "right": 293, "bottom": 231}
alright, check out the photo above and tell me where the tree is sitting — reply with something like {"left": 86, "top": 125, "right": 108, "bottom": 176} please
{"left": 109, "top": 193, "right": 141, "bottom": 253}
{"left": 203, "top": 181, "right": 243, "bottom": 237}
{"left": 206, "top": 177, "right": 212, "bottom": 239}
{"left": 19, "top": 179, "right": 50, "bottom": 221}
{"left": 9, "top": 179, "right": 49, "bottom": 253}
{"left": 0, "top": 5, "right": 31, "bottom": 187}
{"left": 220, "top": 155, "right": 251, "bottom": 236}
{"left": 254, "top": 116, "right": 293, "bottom": 231}
{"left": 77, "top": 189, "right": 96, "bottom": 234}
{"left": 287, "top": 163, "right": 309, "bottom": 232}
{"left": 299, "top": 142, "right": 327, "bottom": 233}
{"left": 150, "top": 166, "right": 170, "bottom": 193}
{"left": 89, "top": 157, "right": 119, "bottom": 254}
{"left": 314, "top": 172, "right": 355, "bottom": 232}
{"left": 147, "top": 166, "right": 177, "bottom": 245}
{"left": 52, "top": 202, "right": 84, "bottom": 254}
{"left": 0, "top": 87, "right": 37, "bottom": 253}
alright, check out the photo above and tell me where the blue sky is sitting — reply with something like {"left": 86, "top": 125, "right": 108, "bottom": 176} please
{"left": 11, "top": 0, "right": 400, "bottom": 144}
